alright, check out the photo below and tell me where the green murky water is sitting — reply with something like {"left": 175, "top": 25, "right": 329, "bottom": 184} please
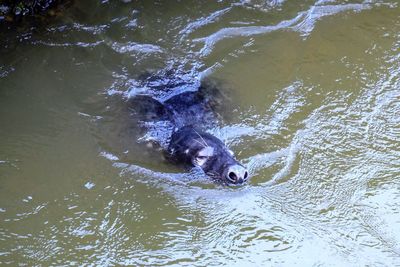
{"left": 1, "top": 1, "right": 400, "bottom": 266}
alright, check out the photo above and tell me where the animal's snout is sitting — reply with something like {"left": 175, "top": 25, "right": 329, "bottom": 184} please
{"left": 226, "top": 164, "right": 249, "bottom": 184}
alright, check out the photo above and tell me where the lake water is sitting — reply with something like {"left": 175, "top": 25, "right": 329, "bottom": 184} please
{"left": 1, "top": 0, "right": 400, "bottom": 266}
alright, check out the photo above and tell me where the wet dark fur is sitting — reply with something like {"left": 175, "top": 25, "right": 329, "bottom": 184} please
{"left": 128, "top": 82, "right": 248, "bottom": 184}
{"left": 167, "top": 126, "right": 240, "bottom": 181}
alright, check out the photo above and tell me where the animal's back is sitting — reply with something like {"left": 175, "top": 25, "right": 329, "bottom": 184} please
{"left": 128, "top": 81, "right": 228, "bottom": 147}
{"left": 163, "top": 91, "right": 220, "bottom": 129}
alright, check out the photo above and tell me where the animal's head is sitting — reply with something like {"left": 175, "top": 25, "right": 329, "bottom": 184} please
{"left": 168, "top": 126, "right": 249, "bottom": 185}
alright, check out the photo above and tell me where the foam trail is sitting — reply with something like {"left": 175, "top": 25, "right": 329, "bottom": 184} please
{"left": 195, "top": 3, "right": 371, "bottom": 56}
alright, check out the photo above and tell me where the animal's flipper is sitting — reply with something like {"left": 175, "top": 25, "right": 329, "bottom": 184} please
{"left": 128, "top": 95, "right": 172, "bottom": 122}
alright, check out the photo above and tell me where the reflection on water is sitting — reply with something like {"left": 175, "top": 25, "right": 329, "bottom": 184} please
{"left": 1, "top": 0, "right": 400, "bottom": 265}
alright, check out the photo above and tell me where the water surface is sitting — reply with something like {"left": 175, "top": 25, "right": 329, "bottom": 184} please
{"left": 1, "top": 0, "right": 400, "bottom": 266}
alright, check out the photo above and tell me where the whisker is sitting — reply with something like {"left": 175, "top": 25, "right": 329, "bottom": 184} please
{"left": 193, "top": 139, "right": 206, "bottom": 148}
{"left": 193, "top": 128, "right": 209, "bottom": 147}
{"left": 206, "top": 171, "right": 219, "bottom": 178}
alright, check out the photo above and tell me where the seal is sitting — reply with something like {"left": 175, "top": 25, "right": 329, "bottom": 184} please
{"left": 128, "top": 80, "right": 249, "bottom": 185}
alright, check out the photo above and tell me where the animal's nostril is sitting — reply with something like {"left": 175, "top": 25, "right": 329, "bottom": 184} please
{"left": 227, "top": 165, "right": 249, "bottom": 184}
{"left": 228, "top": 172, "right": 237, "bottom": 181}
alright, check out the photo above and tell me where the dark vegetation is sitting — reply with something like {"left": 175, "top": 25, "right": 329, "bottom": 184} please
{"left": 0, "top": 0, "right": 71, "bottom": 22}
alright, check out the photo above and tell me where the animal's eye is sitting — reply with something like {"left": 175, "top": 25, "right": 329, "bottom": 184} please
{"left": 194, "top": 146, "right": 214, "bottom": 167}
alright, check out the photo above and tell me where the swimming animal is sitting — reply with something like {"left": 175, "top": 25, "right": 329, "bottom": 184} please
{"left": 128, "top": 79, "right": 248, "bottom": 185}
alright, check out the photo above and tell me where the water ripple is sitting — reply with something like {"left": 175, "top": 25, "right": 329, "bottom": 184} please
{"left": 194, "top": 3, "right": 372, "bottom": 56}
